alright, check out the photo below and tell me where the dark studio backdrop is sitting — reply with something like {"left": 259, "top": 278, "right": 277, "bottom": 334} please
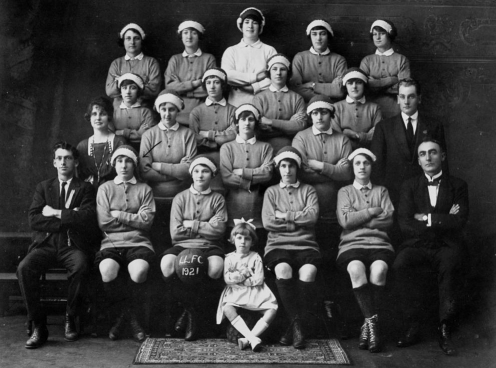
{"left": 0, "top": 0, "right": 495, "bottom": 320}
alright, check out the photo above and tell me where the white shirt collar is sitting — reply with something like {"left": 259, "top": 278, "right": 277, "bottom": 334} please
{"left": 119, "top": 101, "right": 141, "bottom": 109}
{"left": 158, "top": 122, "right": 180, "bottom": 131}
{"left": 425, "top": 171, "right": 443, "bottom": 182}
{"left": 346, "top": 95, "right": 366, "bottom": 104}
{"left": 280, "top": 181, "right": 300, "bottom": 189}
{"left": 402, "top": 111, "right": 419, "bottom": 123}
{"left": 353, "top": 180, "right": 372, "bottom": 191}
{"left": 312, "top": 125, "right": 333, "bottom": 136}
{"left": 205, "top": 97, "right": 227, "bottom": 107}
{"left": 236, "top": 135, "right": 257, "bottom": 145}
{"left": 269, "top": 85, "right": 289, "bottom": 93}
{"left": 125, "top": 52, "right": 144, "bottom": 61}
{"left": 114, "top": 176, "right": 137, "bottom": 185}
{"left": 189, "top": 185, "right": 212, "bottom": 195}
{"left": 240, "top": 39, "right": 262, "bottom": 49}
{"left": 182, "top": 48, "right": 202, "bottom": 58}
{"left": 59, "top": 177, "right": 73, "bottom": 189}
{"left": 375, "top": 48, "right": 395, "bottom": 56}
{"left": 310, "top": 47, "right": 331, "bottom": 56}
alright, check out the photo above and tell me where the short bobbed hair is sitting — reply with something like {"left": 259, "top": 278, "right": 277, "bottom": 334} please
{"left": 235, "top": 110, "right": 261, "bottom": 136}
{"left": 229, "top": 222, "right": 259, "bottom": 248}
{"left": 84, "top": 96, "right": 113, "bottom": 123}
{"left": 369, "top": 20, "right": 397, "bottom": 42}
{"left": 201, "top": 75, "right": 229, "bottom": 94}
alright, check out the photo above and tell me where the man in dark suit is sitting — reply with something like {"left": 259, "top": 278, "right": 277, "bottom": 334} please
{"left": 17, "top": 141, "right": 99, "bottom": 349}
{"left": 371, "top": 78, "right": 447, "bottom": 207}
{"left": 394, "top": 138, "right": 468, "bottom": 355}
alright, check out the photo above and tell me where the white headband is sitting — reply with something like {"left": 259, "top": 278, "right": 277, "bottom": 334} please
{"left": 370, "top": 20, "right": 392, "bottom": 34}
{"left": 118, "top": 73, "right": 145, "bottom": 89}
{"left": 274, "top": 151, "right": 302, "bottom": 168}
{"left": 306, "top": 100, "right": 335, "bottom": 115}
{"left": 120, "top": 23, "right": 145, "bottom": 39}
{"left": 237, "top": 7, "right": 265, "bottom": 34}
{"left": 233, "top": 218, "right": 256, "bottom": 230}
{"left": 348, "top": 148, "right": 377, "bottom": 162}
{"left": 235, "top": 104, "right": 261, "bottom": 120}
{"left": 306, "top": 20, "right": 334, "bottom": 36}
{"left": 154, "top": 93, "right": 184, "bottom": 111}
{"left": 178, "top": 21, "right": 205, "bottom": 34}
{"left": 267, "top": 55, "right": 290, "bottom": 70}
{"left": 202, "top": 69, "right": 227, "bottom": 83}
{"left": 189, "top": 157, "right": 217, "bottom": 175}
{"left": 343, "top": 71, "right": 368, "bottom": 85}
{"left": 111, "top": 146, "right": 138, "bottom": 166}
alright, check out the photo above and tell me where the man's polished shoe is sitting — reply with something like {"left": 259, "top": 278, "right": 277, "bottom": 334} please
{"left": 64, "top": 313, "right": 79, "bottom": 342}
{"left": 25, "top": 322, "right": 49, "bottom": 349}
{"left": 439, "top": 322, "right": 457, "bottom": 356}
{"left": 174, "top": 310, "right": 188, "bottom": 332}
{"left": 397, "top": 322, "right": 420, "bottom": 347}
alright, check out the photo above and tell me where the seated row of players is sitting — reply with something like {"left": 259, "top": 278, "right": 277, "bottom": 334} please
{"left": 105, "top": 8, "right": 409, "bottom": 133}
{"left": 19, "top": 88, "right": 466, "bottom": 358}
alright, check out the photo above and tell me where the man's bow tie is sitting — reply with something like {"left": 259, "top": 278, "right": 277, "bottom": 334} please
{"left": 427, "top": 180, "right": 440, "bottom": 186}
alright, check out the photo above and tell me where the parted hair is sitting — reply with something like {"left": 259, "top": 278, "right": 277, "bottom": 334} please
{"left": 52, "top": 141, "right": 79, "bottom": 160}
{"left": 84, "top": 96, "right": 114, "bottom": 123}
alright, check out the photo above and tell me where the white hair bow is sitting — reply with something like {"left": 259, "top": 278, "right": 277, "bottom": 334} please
{"left": 233, "top": 218, "right": 256, "bottom": 230}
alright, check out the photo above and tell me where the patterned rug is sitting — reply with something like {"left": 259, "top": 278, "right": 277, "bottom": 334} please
{"left": 134, "top": 338, "right": 350, "bottom": 365}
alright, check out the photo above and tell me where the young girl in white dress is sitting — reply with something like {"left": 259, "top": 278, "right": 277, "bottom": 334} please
{"left": 217, "top": 220, "right": 278, "bottom": 351}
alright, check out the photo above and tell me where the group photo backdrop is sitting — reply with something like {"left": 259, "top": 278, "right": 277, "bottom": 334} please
{"left": 1, "top": 0, "right": 495, "bottom": 286}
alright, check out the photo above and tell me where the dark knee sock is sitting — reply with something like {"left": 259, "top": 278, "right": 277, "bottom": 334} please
{"left": 353, "top": 283, "right": 375, "bottom": 318}
{"left": 172, "top": 281, "right": 198, "bottom": 311}
{"left": 298, "top": 280, "right": 319, "bottom": 318}
{"left": 276, "top": 278, "right": 299, "bottom": 320}
{"left": 370, "top": 284, "right": 386, "bottom": 315}
{"left": 128, "top": 278, "right": 147, "bottom": 314}
{"left": 103, "top": 276, "right": 127, "bottom": 312}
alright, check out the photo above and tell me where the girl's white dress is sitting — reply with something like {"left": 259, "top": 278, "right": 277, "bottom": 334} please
{"left": 216, "top": 251, "right": 278, "bottom": 324}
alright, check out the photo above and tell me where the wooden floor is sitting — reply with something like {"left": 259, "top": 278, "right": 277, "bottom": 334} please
{"left": 0, "top": 304, "right": 495, "bottom": 368}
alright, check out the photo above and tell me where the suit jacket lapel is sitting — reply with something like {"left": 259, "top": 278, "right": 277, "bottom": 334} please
{"left": 50, "top": 179, "right": 61, "bottom": 209}
{"left": 65, "top": 178, "right": 80, "bottom": 209}
{"left": 415, "top": 113, "right": 429, "bottom": 151}
{"left": 393, "top": 115, "right": 411, "bottom": 160}
{"left": 434, "top": 176, "right": 450, "bottom": 212}
{"left": 418, "top": 175, "right": 432, "bottom": 212}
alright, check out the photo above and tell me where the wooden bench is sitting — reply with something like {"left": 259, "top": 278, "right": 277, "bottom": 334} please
{"left": 0, "top": 272, "right": 68, "bottom": 316}
{"left": 0, "top": 233, "right": 70, "bottom": 316}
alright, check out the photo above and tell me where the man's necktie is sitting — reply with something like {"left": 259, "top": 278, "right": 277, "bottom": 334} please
{"left": 60, "top": 182, "right": 67, "bottom": 209}
{"left": 406, "top": 117, "right": 414, "bottom": 145}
